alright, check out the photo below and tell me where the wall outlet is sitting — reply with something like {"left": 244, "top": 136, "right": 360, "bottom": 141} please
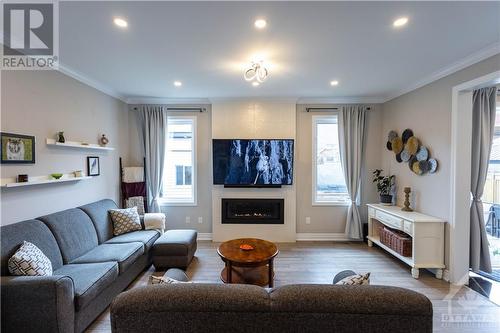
{"left": 306, "top": 217, "right": 311, "bottom": 225}
{"left": 185, "top": 216, "right": 191, "bottom": 224}
{"left": 198, "top": 217, "right": 203, "bottom": 224}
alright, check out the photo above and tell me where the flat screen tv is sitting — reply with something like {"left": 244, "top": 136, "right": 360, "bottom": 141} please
{"left": 213, "top": 139, "right": 294, "bottom": 186}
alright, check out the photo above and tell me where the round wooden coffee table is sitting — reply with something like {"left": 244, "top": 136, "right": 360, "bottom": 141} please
{"left": 217, "top": 238, "right": 279, "bottom": 287}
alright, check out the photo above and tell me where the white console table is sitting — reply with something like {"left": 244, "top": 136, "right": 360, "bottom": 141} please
{"left": 367, "top": 204, "right": 445, "bottom": 279}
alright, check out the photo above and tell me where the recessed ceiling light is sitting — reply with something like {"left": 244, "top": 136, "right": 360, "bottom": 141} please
{"left": 174, "top": 81, "right": 182, "bottom": 87}
{"left": 113, "top": 17, "right": 128, "bottom": 28}
{"left": 252, "top": 81, "right": 260, "bottom": 87}
{"left": 393, "top": 17, "right": 408, "bottom": 28}
{"left": 330, "top": 80, "right": 339, "bottom": 86}
{"left": 254, "top": 19, "right": 267, "bottom": 29}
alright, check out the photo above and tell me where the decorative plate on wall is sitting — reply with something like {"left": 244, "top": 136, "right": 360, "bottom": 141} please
{"left": 406, "top": 136, "right": 419, "bottom": 155}
{"left": 402, "top": 129, "right": 414, "bottom": 143}
{"left": 401, "top": 149, "right": 411, "bottom": 162}
{"left": 416, "top": 146, "right": 429, "bottom": 161}
{"left": 391, "top": 137, "right": 403, "bottom": 154}
{"left": 386, "top": 141, "right": 392, "bottom": 151}
{"left": 388, "top": 130, "right": 398, "bottom": 142}
{"left": 429, "top": 158, "right": 439, "bottom": 173}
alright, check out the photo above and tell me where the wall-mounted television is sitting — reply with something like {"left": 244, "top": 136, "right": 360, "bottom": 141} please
{"left": 213, "top": 139, "right": 294, "bottom": 186}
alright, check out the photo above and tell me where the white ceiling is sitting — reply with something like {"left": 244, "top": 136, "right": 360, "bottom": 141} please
{"left": 59, "top": 1, "right": 500, "bottom": 103}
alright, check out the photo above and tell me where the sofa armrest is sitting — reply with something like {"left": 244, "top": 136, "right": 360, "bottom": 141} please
{"left": 1, "top": 275, "right": 75, "bottom": 333}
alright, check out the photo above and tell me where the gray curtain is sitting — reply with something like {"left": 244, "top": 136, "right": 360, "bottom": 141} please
{"left": 137, "top": 106, "right": 167, "bottom": 213}
{"left": 470, "top": 87, "right": 497, "bottom": 273}
{"left": 339, "top": 105, "right": 367, "bottom": 240}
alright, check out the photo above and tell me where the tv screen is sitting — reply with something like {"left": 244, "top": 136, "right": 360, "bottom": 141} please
{"left": 213, "top": 139, "right": 294, "bottom": 185}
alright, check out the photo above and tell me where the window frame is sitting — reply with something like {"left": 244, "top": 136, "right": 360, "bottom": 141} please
{"left": 311, "top": 114, "right": 350, "bottom": 206}
{"left": 160, "top": 115, "right": 197, "bottom": 207}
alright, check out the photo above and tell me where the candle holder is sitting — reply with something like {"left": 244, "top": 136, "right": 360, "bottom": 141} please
{"left": 402, "top": 187, "right": 413, "bottom": 212}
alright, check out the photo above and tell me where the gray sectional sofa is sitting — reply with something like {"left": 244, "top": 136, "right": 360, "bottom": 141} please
{"left": 1, "top": 199, "right": 161, "bottom": 333}
{"left": 111, "top": 283, "right": 433, "bottom": 333}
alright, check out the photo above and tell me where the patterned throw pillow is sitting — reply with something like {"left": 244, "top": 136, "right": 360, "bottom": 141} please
{"left": 149, "top": 275, "right": 192, "bottom": 284}
{"left": 336, "top": 272, "right": 371, "bottom": 285}
{"left": 109, "top": 207, "right": 142, "bottom": 236}
{"left": 8, "top": 241, "right": 53, "bottom": 276}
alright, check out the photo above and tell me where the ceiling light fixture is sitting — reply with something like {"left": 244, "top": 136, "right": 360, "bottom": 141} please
{"left": 254, "top": 19, "right": 267, "bottom": 29}
{"left": 244, "top": 61, "right": 269, "bottom": 83}
{"left": 252, "top": 82, "right": 260, "bottom": 87}
{"left": 393, "top": 17, "right": 408, "bottom": 27}
{"left": 113, "top": 17, "right": 128, "bottom": 28}
{"left": 330, "top": 80, "right": 339, "bottom": 86}
{"left": 174, "top": 81, "right": 182, "bottom": 87}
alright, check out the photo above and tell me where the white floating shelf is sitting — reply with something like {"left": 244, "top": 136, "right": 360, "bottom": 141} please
{"left": 1, "top": 174, "right": 92, "bottom": 188}
{"left": 46, "top": 138, "right": 115, "bottom": 151}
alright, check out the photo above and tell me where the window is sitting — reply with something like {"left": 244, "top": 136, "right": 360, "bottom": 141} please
{"left": 312, "top": 115, "right": 349, "bottom": 205}
{"left": 161, "top": 117, "right": 196, "bottom": 205}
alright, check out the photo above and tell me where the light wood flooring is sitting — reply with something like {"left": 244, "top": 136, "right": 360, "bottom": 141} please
{"left": 86, "top": 241, "right": 500, "bottom": 333}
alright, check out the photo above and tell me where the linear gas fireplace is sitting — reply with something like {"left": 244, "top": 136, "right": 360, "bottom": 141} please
{"left": 221, "top": 198, "right": 284, "bottom": 224}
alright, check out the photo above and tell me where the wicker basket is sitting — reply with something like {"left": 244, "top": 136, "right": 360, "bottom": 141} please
{"left": 380, "top": 226, "right": 412, "bottom": 257}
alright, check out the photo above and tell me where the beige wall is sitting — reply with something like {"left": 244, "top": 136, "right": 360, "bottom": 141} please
{"left": 1, "top": 70, "right": 129, "bottom": 225}
{"left": 296, "top": 104, "right": 383, "bottom": 234}
{"left": 128, "top": 105, "right": 213, "bottom": 233}
{"left": 381, "top": 53, "right": 500, "bottom": 268}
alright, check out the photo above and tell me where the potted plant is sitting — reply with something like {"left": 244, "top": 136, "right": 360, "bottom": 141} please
{"left": 372, "top": 169, "right": 395, "bottom": 204}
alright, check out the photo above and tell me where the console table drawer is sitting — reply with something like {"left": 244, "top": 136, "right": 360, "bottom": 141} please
{"left": 375, "top": 210, "right": 403, "bottom": 229}
{"left": 403, "top": 221, "right": 413, "bottom": 236}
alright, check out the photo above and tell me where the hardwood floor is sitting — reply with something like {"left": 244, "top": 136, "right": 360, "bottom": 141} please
{"left": 86, "top": 241, "right": 500, "bottom": 333}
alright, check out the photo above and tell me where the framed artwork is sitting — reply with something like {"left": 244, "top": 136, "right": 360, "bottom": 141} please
{"left": 1, "top": 132, "right": 36, "bottom": 164}
{"left": 87, "top": 156, "right": 100, "bottom": 176}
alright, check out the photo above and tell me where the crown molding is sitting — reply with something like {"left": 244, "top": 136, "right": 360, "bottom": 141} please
{"left": 58, "top": 63, "right": 128, "bottom": 102}
{"left": 384, "top": 42, "right": 500, "bottom": 103}
{"left": 209, "top": 97, "right": 299, "bottom": 104}
{"left": 126, "top": 97, "right": 211, "bottom": 105}
{"left": 297, "top": 96, "right": 386, "bottom": 104}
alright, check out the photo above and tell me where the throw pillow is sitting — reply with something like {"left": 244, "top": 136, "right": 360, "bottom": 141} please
{"left": 109, "top": 207, "right": 142, "bottom": 236}
{"left": 335, "top": 272, "right": 371, "bottom": 285}
{"left": 8, "top": 241, "right": 53, "bottom": 276}
{"left": 149, "top": 275, "right": 192, "bottom": 285}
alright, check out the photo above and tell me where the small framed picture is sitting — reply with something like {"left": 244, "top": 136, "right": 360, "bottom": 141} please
{"left": 87, "top": 156, "right": 100, "bottom": 176}
{"left": 1, "top": 132, "right": 36, "bottom": 164}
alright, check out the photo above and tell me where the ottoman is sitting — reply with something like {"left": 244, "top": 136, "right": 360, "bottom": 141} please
{"left": 152, "top": 229, "right": 197, "bottom": 269}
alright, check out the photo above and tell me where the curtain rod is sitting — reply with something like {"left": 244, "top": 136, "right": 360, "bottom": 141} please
{"left": 306, "top": 107, "right": 372, "bottom": 112}
{"left": 132, "top": 107, "right": 206, "bottom": 112}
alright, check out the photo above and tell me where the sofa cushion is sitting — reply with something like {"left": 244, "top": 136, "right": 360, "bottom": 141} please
{"left": 105, "top": 230, "right": 160, "bottom": 251}
{"left": 109, "top": 207, "right": 142, "bottom": 236}
{"left": 71, "top": 242, "right": 144, "bottom": 273}
{"left": 39, "top": 209, "right": 99, "bottom": 264}
{"left": 8, "top": 241, "right": 53, "bottom": 276}
{"left": 54, "top": 262, "right": 118, "bottom": 310}
{"left": 79, "top": 199, "right": 119, "bottom": 244}
{"left": 1, "top": 219, "right": 64, "bottom": 274}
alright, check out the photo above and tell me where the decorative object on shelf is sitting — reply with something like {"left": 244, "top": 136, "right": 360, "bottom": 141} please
{"left": 74, "top": 170, "right": 83, "bottom": 177}
{"left": 57, "top": 131, "right": 65, "bottom": 143}
{"left": 372, "top": 169, "right": 395, "bottom": 205}
{"left": 1, "top": 132, "right": 36, "bottom": 164}
{"left": 239, "top": 244, "right": 255, "bottom": 251}
{"left": 385, "top": 129, "right": 438, "bottom": 176}
{"left": 17, "top": 174, "right": 28, "bottom": 183}
{"left": 50, "top": 173, "right": 63, "bottom": 180}
{"left": 402, "top": 187, "right": 413, "bottom": 212}
{"left": 81, "top": 142, "right": 89, "bottom": 146}
{"left": 99, "top": 134, "right": 109, "bottom": 146}
{"left": 87, "top": 156, "right": 100, "bottom": 176}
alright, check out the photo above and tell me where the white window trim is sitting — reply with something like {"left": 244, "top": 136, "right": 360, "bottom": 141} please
{"left": 159, "top": 115, "right": 198, "bottom": 207}
{"left": 312, "top": 114, "right": 350, "bottom": 206}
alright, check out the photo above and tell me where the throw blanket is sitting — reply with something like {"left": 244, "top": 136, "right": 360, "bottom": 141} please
{"left": 144, "top": 213, "right": 166, "bottom": 234}
{"left": 123, "top": 167, "right": 144, "bottom": 183}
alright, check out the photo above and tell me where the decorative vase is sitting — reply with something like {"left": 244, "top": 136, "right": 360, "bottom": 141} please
{"left": 380, "top": 194, "right": 393, "bottom": 205}
{"left": 57, "top": 131, "right": 65, "bottom": 143}
{"left": 99, "top": 134, "right": 109, "bottom": 146}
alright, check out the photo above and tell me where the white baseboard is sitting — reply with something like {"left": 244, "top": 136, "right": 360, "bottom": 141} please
{"left": 296, "top": 233, "right": 351, "bottom": 241}
{"left": 197, "top": 233, "right": 351, "bottom": 241}
{"left": 197, "top": 233, "right": 213, "bottom": 241}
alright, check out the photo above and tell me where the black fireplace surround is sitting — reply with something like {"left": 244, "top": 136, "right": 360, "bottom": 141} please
{"left": 221, "top": 198, "right": 284, "bottom": 224}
